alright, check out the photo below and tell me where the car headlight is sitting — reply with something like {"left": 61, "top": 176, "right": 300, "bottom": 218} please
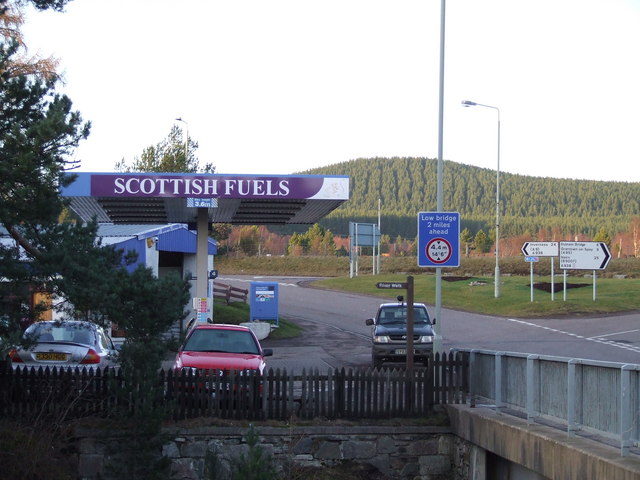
{"left": 417, "top": 336, "right": 434, "bottom": 343}
{"left": 373, "top": 335, "right": 391, "bottom": 343}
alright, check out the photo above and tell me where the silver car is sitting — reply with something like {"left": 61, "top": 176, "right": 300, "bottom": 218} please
{"left": 8, "top": 320, "right": 119, "bottom": 370}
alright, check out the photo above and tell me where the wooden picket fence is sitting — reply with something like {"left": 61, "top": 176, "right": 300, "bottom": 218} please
{"left": 212, "top": 282, "right": 249, "bottom": 304}
{"left": 0, "top": 352, "right": 468, "bottom": 421}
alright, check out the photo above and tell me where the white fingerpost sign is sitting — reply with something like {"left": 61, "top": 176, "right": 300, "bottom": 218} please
{"left": 522, "top": 242, "right": 559, "bottom": 257}
{"left": 559, "top": 242, "right": 611, "bottom": 270}
{"left": 559, "top": 241, "right": 611, "bottom": 301}
{"left": 521, "top": 242, "right": 559, "bottom": 302}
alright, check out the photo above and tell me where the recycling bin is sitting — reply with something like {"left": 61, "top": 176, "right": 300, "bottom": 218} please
{"left": 249, "top": 281, "right": 279, "bottom": 326}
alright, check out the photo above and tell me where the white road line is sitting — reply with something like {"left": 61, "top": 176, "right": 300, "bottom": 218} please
{"left": 217, "top": 277, "right": 299, "bottom": 287}
{"left": 507, "top": 318, "right": 640, "bottom": 354}
{"left": 588, "top": 329, "right": 640, "bottom": 339}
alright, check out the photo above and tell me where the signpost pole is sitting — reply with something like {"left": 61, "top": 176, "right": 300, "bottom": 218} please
{"left": 530, "top": 262, "right": 534, "bottom": 302}
{"left": 559, "top": 241, "right": 611, "bottom": 301}
{"left": 521, "top": 242, "right": 559, "bottom": 303}
{"left": 417, "top": 211, "right": 460, "bottom": 356}
{"left": 372, "top": 242, "right": 376, "bottom": 275}
{"left": 355, "top": 226, "right": 359, "bottom": 277}
{"left": 377, "top": 198, "right": 382, "bottom": 275}
{"left": 406, "top": 276, "right": 414, "bottom": 373}
{"left": 551, "top": 258, "right": 555, "bottom": 302}
{"left": 349, "top": 246, "right": 354, "bottom": 279}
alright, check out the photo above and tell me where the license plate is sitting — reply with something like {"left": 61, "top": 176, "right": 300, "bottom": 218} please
{"left": 394, "top": 349, "right": 418, "bottom": 355}
{"left": 35, "top": 352, "right": 67, "bottom": 361}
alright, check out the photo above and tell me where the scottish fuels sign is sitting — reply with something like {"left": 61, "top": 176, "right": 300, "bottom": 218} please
{"left": 417, "top": 212, "right": 460, "bottom": 268}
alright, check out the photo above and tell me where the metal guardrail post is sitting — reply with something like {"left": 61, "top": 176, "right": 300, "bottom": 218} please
{"left": 621, "top": 365, "right": 632, "bottom": 457}
{"left": 495, "top": 352, "right": 504, "bottom": 413}
{"left": 526, "top": 354, "right": 539, "bottom": 425}
{"left": 469, "top": 350, "right": 477, "bottom": 408}
{"left": 567, "top": 359, "right": 578, "bottom": 436}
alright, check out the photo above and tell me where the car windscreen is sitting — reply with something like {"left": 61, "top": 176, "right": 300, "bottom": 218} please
{"left": 184, "top": 329, "right": 260, "bottom": 355}
{"left": 378, "top": 306, "right": 430, "bottom": 324}
{"left": 25, "top": 322, "right": 96, "bottom": 344}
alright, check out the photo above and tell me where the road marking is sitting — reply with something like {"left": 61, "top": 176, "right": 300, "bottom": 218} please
{"left": 217, "top": 277, "right": 298, "bottom": 287}
{"left": 507, "top": 319, "right": 640, "bottom": 353}
{"left": 588, "top": 329, "right": 640, "bottom": 339}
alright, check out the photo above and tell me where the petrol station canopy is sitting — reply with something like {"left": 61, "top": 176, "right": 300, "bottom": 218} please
{"left": 61, "top": 172, "right": 350, "bottom": 225}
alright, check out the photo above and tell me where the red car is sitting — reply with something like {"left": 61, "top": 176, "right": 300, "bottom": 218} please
{"left": 173, "top": 323, "right": 272, "bottom": 373}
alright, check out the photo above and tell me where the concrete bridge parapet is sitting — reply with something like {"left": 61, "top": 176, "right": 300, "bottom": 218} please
{"left": 447, "top": 404, "right": 640, "bottom": 480}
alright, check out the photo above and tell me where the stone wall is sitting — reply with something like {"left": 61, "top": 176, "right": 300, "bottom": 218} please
{"left": 75, "top": 424, "right": 466, "bottom": 480}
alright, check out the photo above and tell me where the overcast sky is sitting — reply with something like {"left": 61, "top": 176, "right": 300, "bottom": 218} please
{"left": 22, "top": 0, "right": 640, "bottom": 182}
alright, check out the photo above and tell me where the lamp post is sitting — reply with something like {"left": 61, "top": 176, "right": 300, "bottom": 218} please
{"left": 461, "top": 100, "right": 501, "bottom": 298}
{"left": 175, "top": 117, "right": 188, "bottom": 166}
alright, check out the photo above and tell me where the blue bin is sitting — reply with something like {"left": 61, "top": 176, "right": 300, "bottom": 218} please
{"left": 249, "top": 281, "right": 279, "bottom": 326}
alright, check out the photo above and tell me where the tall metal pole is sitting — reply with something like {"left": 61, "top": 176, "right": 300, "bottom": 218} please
{"left": 377, "top": 198, "right": 381, "bottom": 274}
{"left": 434, "top": 0, "right": 446, "bottom": 355}
{"left": 461, "top": 101, "right": 501, "bottom": 298}
{"left": 495, "top": 111, "right": 501, "bottom": 298}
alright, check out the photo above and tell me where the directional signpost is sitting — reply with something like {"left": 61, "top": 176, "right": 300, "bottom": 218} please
{"left": 559, "top": 242, "right": 611, "bottom": 270}
{"left": 521, "top": 242, "right": 559, "bottom": 301}
{"left": 522, "top": 242, "right": 559, "bottom": 258}
{"left": 376, "top": 281, "right": 408, "bottom": 289}
{"left": 559, "top": 242, "right": 611, "bottom": 301}
{"left": 349, "top": 222, "right": 381, "bottom": 278}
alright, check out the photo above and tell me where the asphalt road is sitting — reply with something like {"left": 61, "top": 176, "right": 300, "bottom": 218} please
{"left": 217, "top": 274, "right": 640, "bottom": 372}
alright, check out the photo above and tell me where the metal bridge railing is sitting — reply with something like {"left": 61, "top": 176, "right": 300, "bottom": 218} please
{"left": 453, "top": 348, "right": 640, "bottom": 457}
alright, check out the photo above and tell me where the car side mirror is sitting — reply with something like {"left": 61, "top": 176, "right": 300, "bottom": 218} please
{"left": 263, "top": 348, "right": 273, "bottom": 357}
{"left": 432, "top": 318, "right": 436, "bottom": 325}
{"left": 365, "top": 318, "right": 375, "bottom": 326}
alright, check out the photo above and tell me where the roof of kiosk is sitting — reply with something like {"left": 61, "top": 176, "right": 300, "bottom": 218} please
{"left": 61, "top": 172, "right": 349, "bottom": 225}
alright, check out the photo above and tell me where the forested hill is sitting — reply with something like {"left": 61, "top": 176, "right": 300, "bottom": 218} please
{"left": 302, "top": 157, "right": 640, "bottom": 239}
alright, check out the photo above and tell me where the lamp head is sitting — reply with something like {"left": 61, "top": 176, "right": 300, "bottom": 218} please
{"left": 461, "top": 100, "right": 477, "bottom": 107}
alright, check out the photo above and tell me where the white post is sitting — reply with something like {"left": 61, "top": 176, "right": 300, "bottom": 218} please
{"left": 494, "top": 112, "right": 501, "bottom": 298}
{"left": 530, "top": 262, "right": 534, "bottom": 302}
{"left": 377, "top": 198, "right": 382, "bottom": 274}
{"left": 551, "top": 257, "right": 555, "bottom": 301}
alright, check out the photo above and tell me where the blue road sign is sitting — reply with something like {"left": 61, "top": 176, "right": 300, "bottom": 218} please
{"left": 417, "top": 212, "right": 460, "bottom": 268}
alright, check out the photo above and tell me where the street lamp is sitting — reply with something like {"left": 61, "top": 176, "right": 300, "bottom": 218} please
{"left": 462, "top": 100, "right": 501, "bottom": 298}
{"left": 175, "top": 117, "right": 188, "bottom": 166}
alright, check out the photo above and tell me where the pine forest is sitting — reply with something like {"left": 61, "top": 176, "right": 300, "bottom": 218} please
{"left": 303, "top": 157, "right": 640, "bottom": 241}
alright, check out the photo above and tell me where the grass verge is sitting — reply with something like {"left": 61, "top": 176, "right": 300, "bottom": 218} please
{"left": 314, "top": 273, "right": 640, "bottom": 318}
{"left": 214, "top": 255, "right": 640, "bottom": 318}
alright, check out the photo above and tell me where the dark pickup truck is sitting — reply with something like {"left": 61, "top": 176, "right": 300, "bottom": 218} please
{"left": 365, "top": 299, "right": 435, "bottom": 368}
